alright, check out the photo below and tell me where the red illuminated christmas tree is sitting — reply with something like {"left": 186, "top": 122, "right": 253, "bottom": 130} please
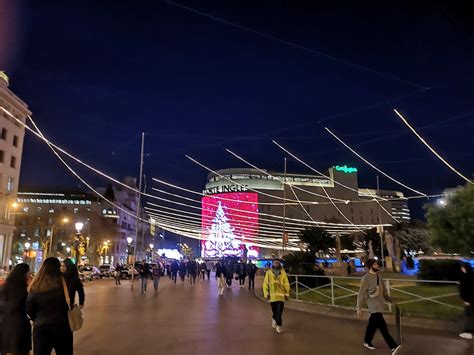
{"left": 204, "top": 201, "right": 242, "bottom": 257}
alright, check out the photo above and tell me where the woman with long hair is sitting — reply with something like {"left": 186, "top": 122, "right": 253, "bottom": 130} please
{"left": 26, "top": 257, "right": 73, "bottom": 355}
{"left": 63, "top": 259, "right": 85, "bottom": 308}
{"left": 0, "top": 263, "right": 31, "bottom": 355}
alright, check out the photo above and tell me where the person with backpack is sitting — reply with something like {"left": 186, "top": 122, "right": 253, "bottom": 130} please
{"left": 263, "top": 259, "right": 290, "bottom": 334}
{"left": 0, "top": 263, "right": 32, "bottom": 355}
{"left": 357, "top": 259, "right": 401, "bottom": 354}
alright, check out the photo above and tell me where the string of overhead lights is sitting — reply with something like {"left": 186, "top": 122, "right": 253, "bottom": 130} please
{"left": 393, "top": 109, "right": 473, "bottom": 185}
{"left": 225, "top": 148, "right": 347, "bottom": 203}
{"left": 272, "top": 140, "right": 387, "bottom": 201}
{"left": 273, "top": 139, "right": 403, "bottom": 223}
{"left": 324, "top": 127, "right": 428, "bottom": 197}
{"left": 1, "top": 107, "right": 391, "bottom": 237}
{"left": 225, "top": 148, "right": 321, "bottom": 225}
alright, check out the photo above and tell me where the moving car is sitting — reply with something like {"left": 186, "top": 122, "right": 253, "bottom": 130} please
{"left": 120, "top": 264, "right": 139, "bottom": 279}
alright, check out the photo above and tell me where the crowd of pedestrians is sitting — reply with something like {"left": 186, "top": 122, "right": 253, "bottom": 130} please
{"left": 0, "top": 257, "right": 85, "bottom": 355}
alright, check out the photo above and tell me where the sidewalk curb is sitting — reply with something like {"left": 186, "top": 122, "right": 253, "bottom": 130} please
{"left": 254, "top": 289, "right": 461, "bottom": 333}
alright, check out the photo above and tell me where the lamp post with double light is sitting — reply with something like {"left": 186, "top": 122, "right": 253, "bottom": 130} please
{"left": 149, "top": 243, "right": 154, "bottom": 262}
{"left": 74, "top": 222, "right": 84, "bottom": 265}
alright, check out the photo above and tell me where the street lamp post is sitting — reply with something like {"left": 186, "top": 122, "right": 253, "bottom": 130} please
{"left": 74, "top": 222, "right": 84, "bottom": 265}
{"left": 149, "top": 243, "right": 154, "bottom": 262}
{"left": 48, "top": 217, "right": 69, "bottom": 257}
{"left": 127, "top": 237, "right": 133, "bottom": 264}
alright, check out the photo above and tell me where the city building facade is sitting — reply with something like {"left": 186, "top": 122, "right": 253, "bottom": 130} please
{"left": 0, "top": 71, "right": 31, "bottom": 269}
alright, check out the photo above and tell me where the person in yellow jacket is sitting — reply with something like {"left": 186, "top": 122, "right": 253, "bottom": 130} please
{"left": 263, "top": 260, "right": 290, "bottom": 333}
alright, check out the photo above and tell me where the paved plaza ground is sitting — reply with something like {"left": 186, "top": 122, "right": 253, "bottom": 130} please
{"left": 73, "top": 276, "right": 471, "bottom": 355}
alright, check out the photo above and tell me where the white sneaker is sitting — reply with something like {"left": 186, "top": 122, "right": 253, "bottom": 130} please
{"left": 363, "top": 343, "right": 376, "bottom": 350}
{"left": 391, "top": 345, "right": 402, "bottom": 354}
{"left": 459, "top": 332, "right": 473, "bottom": 339}
{"left": 276, "top": 326, "right": 282, "bottom": 333}
{"left": 272, "top": 319, "right": 277, "bottom": 329}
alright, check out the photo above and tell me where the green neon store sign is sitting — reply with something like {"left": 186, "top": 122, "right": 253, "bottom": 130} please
{"left": 335, "top": 165, "right": 358, "bottom": 174}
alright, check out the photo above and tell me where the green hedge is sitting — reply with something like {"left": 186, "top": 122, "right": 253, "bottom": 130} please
{"left": 417, "top": 259, "right": 461, "bottom": 281}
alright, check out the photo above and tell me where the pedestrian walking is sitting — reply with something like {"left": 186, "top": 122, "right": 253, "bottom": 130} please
{"left": 139, "top": 261, "right": 150, "bottom": 294}
{"left": 63, "top": 258, "right": 85, "bottom": 309}
{"left": 115, "top": 263, "right": 122, "bottom": 285}
{"left": 171, "top": 260, "right": 179, "bottom": 283}
{"left": 357, "top": 259, "right": 401, "bottom": 354}
{"left": 0, "top": 263, "right": 32, "bottom": 355}
{"left": 216, "top": 260, "right": 226, "bottom": 296}
{"left": 27, "top": 257, "right": 73, "bottom": 355}
{"left": 179, "top": 261, "right": 187, "bottom": 283}
{"left": 225, "top": 261, "right": 234, "bottom": 287}
{"left": 246, "top": 261, "right": 257, "bottom": 290}
{"left": 200, "top": 262, "right": 207, "bottom": 280}
{"left": 237, "top": 260, "right": 247, "bottom": 288}
{"left": 263, "top": 260, "right": 290, "bottom": 333}
{"left": 151, "top": 263, "right": 162, "bottom": 294}
{"left": 459, "top": 262, "right": 474, "bottom": 339}
{"left": 187, "top": 260, "right": 197, "bottom": 286}
{"left": 206, "top": 260, "right": 213, "bottom": 280}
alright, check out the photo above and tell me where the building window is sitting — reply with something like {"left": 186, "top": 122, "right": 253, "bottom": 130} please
{"left": 6, "top": 177, "right": 13, "bottom": 192}
{"left": 1, "top": 128, "right": 6, "bottom": 140}
{"left": 37, "top": 207, "right": 42, "bottom": 213}
{"left": 10, "top": 156, "right": 16, "bottom": 168}
{"left": 12, "top": 135, "right": 18, "bottom": 147}
{"left": 0, "top": 150, "right": 3, "bottom": 163}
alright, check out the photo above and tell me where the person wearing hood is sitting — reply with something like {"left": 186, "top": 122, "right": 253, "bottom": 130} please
{"left": 0, "top": 263, "right": 32, "bottom": 355}
{"left": 263, "top": 259, "right": 290, "bottom": 333}
{"left": 459, "top": 262, "right": 474, "bottom": 339}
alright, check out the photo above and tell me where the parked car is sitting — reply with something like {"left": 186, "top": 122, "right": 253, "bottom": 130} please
{"left": 79, "top": 265, "right": 102, "bottom": 281}
{"left": 99, "top": 264, "right": 115, "bottom": 278}
{"left": 120, "top": 264, "right": 139, "bottom": 279}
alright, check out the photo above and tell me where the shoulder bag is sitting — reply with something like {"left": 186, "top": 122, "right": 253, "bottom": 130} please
{"left": 61, "top": 277, "right": 84, "bottom": 332}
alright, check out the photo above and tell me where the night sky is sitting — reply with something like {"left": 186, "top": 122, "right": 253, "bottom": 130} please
{"left": 1, "top": 0, "right": 473, "bottom": 220}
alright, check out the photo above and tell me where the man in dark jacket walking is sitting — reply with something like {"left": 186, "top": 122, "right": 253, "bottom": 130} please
{"left": 459, "top": 262, "right": 474, "bottom": 339}
{"left": 246, "top": 261, "right": 257, "bottom": 291}
{"left": 170, "top": 260, "right": 179, "bottom": 283}
{"left": 187, "top": 260, "right": 197, "bottom": 286}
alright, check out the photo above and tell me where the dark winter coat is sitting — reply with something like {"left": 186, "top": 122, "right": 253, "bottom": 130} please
{"left": 246, "top": 263, "right": 257, "bottom": 277}
{"left": 26, "top": 287, "right": 69, "bottom": 328}
{"left": 237, "top": 263, "right": 247, "bottom": 276}
{"left": 171, "top": 261, "right": 179, "bottom": 273}
{"left": 0, "top": 283, "right": 31, "bottom": 353}
{"left": 225, "top": 263, "right": 234, "bottom": 278}
{"left": 215, "top": 263, "right": 226, "bottom": 278}
{"left": 187, "top": 261, "right": 197, "bottom": 275}
{"left": 460, "top": 267, "right": 474, "bottom": 304}
{"left": 65, "top": 275, "right": 85, "bottom": 306}
{"left": 179, "top": 263, "right": 187, "bottom": 275}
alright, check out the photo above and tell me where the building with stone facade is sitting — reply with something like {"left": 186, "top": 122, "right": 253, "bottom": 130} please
{"left": 0, "top": 71, "right": 31, "bottom": 269}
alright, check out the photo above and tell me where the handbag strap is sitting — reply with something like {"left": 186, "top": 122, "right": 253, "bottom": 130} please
{"left": 61, "top": 277, "right": 72, "bottom": 310}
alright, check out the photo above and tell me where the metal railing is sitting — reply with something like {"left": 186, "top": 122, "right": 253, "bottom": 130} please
{"left": 288, "top": 274, "right": 463, "bottom": 318}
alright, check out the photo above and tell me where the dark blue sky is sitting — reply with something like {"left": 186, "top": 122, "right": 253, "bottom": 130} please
{"left": 2, "top": 0, "right": 473, "bottom": 219}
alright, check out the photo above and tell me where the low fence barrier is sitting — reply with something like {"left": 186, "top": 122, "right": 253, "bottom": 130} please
{"left": 288, "top": 274, "right": 463, "bottom": 318}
